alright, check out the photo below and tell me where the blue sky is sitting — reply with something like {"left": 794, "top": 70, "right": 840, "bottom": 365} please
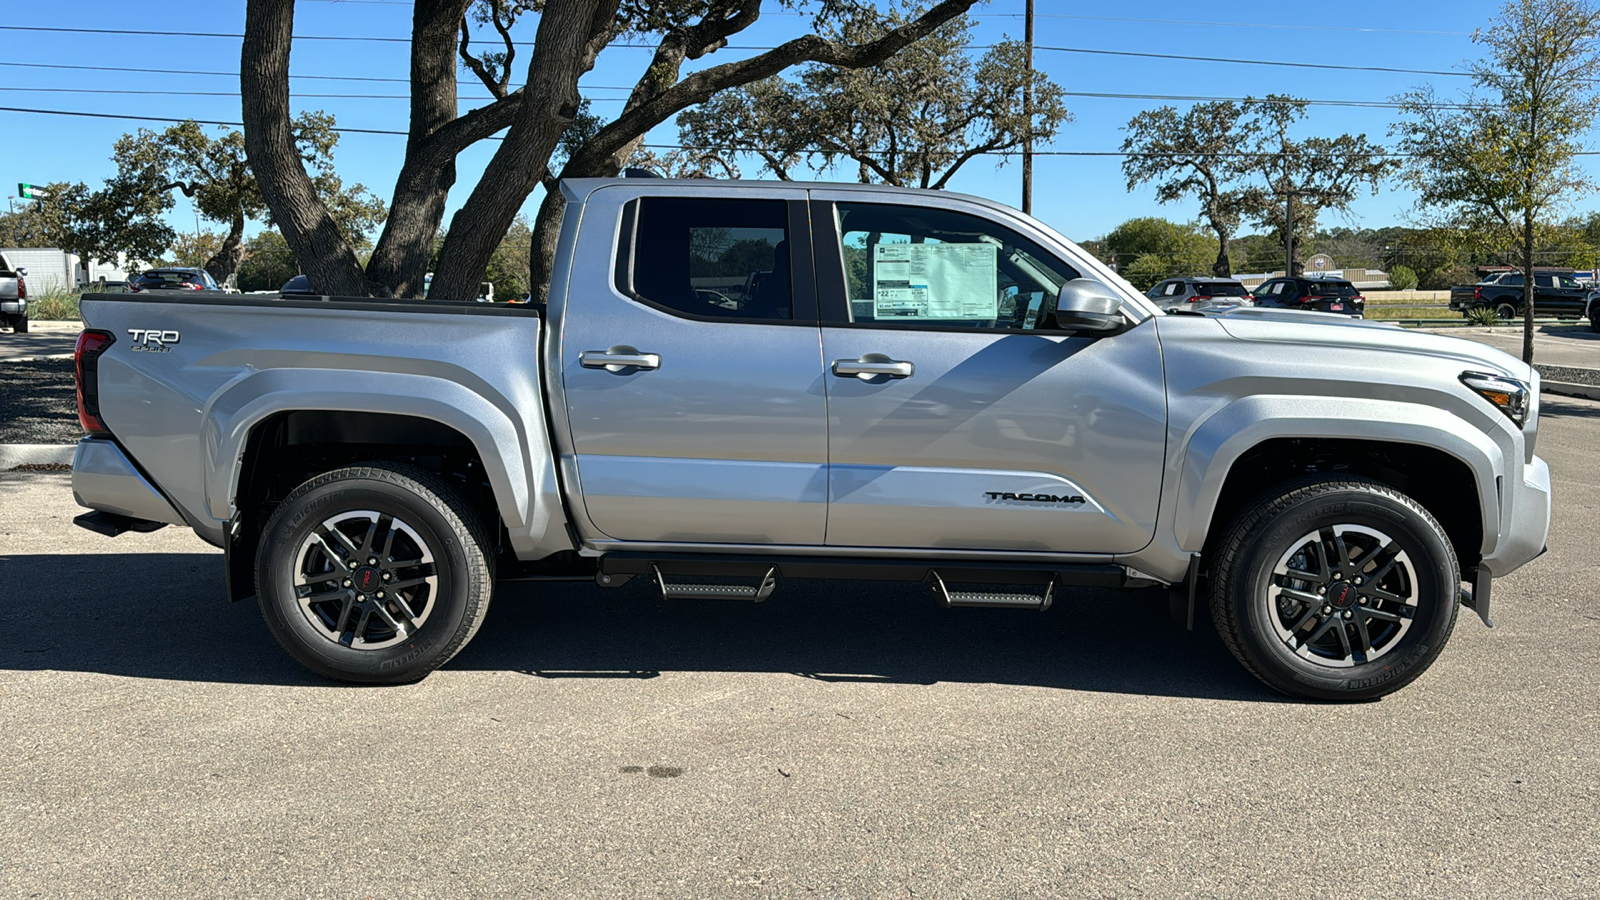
{"left": 0, "top": 0, "right": 1556, "bottom": 246}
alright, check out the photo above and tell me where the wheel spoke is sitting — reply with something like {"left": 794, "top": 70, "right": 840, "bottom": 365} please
{"left": 1283, "top": 566, "right": 1321, "bottom": 582}
{"left": 1369, "top": 588, "right": 1413, "bottom": 608}
{"left": 1324, "top": 527, "right": 1351, "bottom": 568}
{"left": 370, "top": 600, "right": 414, "bottom": 638}
{"left": 1351, "top": 615, "right": 1373, "bottom": 664}
{"left": 1311, "top": 537, "right": 1332, "bottom": 575}
{"left": 356, "top": 515, "right": 384, "bottom": 558}
{"left": 1331, "top": 618, "right": 1355, "bottom": 662}
{"left": 1275, "top": 585, "right": 1324, "bottom": 606}
{"left": 1362, "top": 605, "right": 1413, "bottom": 622}
{"left": 318, "top": 526, "right": 360, "bottom": 563}
{"left": 300, "top": 588, "right": 347, "bottom": 605}
{"left": 332, "top": 595, "right": 357, "bottom": 636}
{"left": 385, "top": 575, "right": 434, "bottom": 592}
{"left": 380, "top": 516, "right": 399, "bottom": 561}
{"left": 350, "top": 608, "right": 374, "bottom": 644}
{"left": 1289, "top": 603, "right": 1324, "bottom": 633}
{"left": 1361, "top": 540, "right": 1403, "bottom": 583}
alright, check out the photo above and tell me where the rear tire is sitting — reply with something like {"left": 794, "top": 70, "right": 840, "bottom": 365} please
{"left": 10, "top": 315, "right": 26, "bottom": 334}
{"left": 1209, "top": 476, "right": 1460, "bottom": 701}
{"left": 1493, "top": 301, "right": 1518, "bottom": 321}
{"left": 255, "top": 463, "right": 494, "bottom": 684}
{"left": 1590, "top": 314, "right": 1599, "bottom": 334}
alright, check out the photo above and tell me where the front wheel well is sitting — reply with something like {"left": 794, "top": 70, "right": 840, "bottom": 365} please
{"left": 1203, "top": 438, "right": 1483, "bottom": 575}
{"left": 226, "top": 410, "right": 503, "bottom": 601}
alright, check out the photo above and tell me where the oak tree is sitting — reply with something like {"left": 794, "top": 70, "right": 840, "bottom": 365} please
{"left": 1393, "top": 0, "right": 1600, "bottom": 363}
{"left": 241, "top": 0, "right": 981, "bottom": 302}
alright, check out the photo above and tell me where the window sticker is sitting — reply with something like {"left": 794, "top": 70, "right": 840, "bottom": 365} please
{"left": 873, "top": 243, "right": 998, "bottom": 318}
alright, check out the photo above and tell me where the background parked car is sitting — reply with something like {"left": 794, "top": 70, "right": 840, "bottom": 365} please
{"left": 129, "top": 268, "right": 221, "bottom": 292}
{"left": 1145, "top": 277, "right": 1254, "bottom": 311}
{"left": 1252, "top": 277, "right": 1365, "bottom": 317}
{"left": 1448, "top": 271, "right": 1592, "bottom": 320}
{"left": 0, "top": 250, "right": 27, "bottom": 333}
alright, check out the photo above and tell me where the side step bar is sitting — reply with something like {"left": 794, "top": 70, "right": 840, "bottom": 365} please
{"left": 927, "top": 570, "right": 1054, "bottom": 611}
{"left": 73, "top": 510, "right": 168, "bottom": 537}
{"left": 651, "top": 564, "right": 778, "bottom": 602}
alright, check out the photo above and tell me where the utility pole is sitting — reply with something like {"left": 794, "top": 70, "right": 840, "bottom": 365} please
{"left": 1022, "top": 0, "right": 1034, "bottom": 215}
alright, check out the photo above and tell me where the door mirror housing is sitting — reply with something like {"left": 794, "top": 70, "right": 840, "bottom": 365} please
{"left": 1053, "top": 279, "right": 1126, "bottom": 333}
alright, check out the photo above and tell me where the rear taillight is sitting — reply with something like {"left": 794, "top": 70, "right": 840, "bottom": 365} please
{"left": 75, "top": 330, "right": 115, "bottom": 436}
{"left": 1474, "top": 286, "right": 1483, "bottom": 301}
{"left": 188, "top": 282, "right": 204, "bottom": 290}
{"left": 16, "top": 275, "right": 25, "bottom": 300}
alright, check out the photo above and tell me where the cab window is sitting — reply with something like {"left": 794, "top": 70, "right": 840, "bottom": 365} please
{"left": 831, "top": 202, "right": 1081, "bottom": 331}
{"left": 620, "top": 197, "right": 793, "bottom": 320}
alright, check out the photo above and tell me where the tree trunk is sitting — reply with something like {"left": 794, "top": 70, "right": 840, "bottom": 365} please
{"left": 362, "top": 0, "right": 473, "bottom": 298}
{"left": 241, "top": 0, "right": 368, "bottom": 296}
{"left": 528, "top": 189, "right": 566, "bottom": 307}
{"left": 1523, "top": 208, "right": 1535, "bottom": 365}
{"left": 429, "top": 0, "right": 618, "bottom": 302}
{"left": 204, "top": 206, "right": 248, "bottom": 285}
{"left": 1212, "top": 229, "right": 1232, "bottom": 278}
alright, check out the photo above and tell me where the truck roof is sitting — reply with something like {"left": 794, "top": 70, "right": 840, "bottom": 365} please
{"left": 558, "top": 177, "right": 1021, "bottom": 219}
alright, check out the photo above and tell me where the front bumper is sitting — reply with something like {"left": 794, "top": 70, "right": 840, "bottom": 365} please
{"left": 71, "top": 437, "right": 186, "bottom": 525}
{"left": 1481, "top": 454, "right": 1552, "bottom": 578}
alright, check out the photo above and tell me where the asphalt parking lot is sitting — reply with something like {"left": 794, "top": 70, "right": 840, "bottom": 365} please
{"left": 2, "top": 396, "right": 1597, "bottom": 897}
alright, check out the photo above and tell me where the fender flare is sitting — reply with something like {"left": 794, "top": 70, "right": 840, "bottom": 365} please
{"left": 1171, "top": 394, "right": 1505, "bottom": 555}
{"left": 200, "top": 367, "right": 531, "bottom": 530}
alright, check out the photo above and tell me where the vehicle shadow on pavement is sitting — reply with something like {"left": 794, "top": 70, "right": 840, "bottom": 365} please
{"left": 0, "top": 552, "right": 1280, "bottom": 701}
{"left": 1541, "top": 395, "right": 1600, "bottom": 419}
{"left": 460, "top": 577, "right": 1283, "bottom": 702}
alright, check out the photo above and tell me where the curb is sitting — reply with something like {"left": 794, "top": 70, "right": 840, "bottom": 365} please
{"left": 1542, "top": 381, "right": 1600, "bottom": 402}
{"left": 2, "top": 353, "right": 75, "bottom": 363}
{"left": 0, "top": 443, "right": 76, "bottom": 471}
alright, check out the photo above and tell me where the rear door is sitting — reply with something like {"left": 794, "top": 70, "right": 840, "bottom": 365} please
{"left": 555, "top": 185, "right": 829, "bottom": 546}
{"left": 810, "top": 192, "right": 1167, "bottom": 554}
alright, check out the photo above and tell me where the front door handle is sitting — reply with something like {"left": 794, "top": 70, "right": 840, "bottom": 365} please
{"left": 580, "top": 346, "right": 660, "bottom": 372}
{"left": 832, "top": 354, "right": 914, "bottom": 380}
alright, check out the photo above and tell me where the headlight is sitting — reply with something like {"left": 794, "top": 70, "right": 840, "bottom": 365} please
{"left": 1460, "top": 371, "right": 1530, "bottom": 426}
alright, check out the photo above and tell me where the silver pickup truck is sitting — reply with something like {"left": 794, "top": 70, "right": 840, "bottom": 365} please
{"left": 0, "top": 251, "right": 27, "bottom": 333}
{"left": 69, "top": 178, "right": 1551, "bottom": 700}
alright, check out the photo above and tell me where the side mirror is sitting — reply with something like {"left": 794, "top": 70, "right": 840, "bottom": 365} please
{"left": 1054, "top": 279, "right": 1126, "bottom": 333}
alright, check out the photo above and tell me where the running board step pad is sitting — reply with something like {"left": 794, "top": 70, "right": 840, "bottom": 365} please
{"left": 652, "top": 564, "right": 777, "bottom": 602}
{"left": 928, "top": 571, "right": 1055, "bottom": 611}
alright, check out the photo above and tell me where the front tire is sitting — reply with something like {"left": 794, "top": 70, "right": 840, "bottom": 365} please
{"left": 255, "top": 463, "right": 494, "bottom": 683}
{"left": 1210, "top": 477, "right": 1459, "bottom": 701}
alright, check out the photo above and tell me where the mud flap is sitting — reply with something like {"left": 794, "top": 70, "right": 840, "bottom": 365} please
{"left": 224, "top": 513, "right": 257, "bottom": 604}
{"left": 1461, "top": 567, "right": 1493, "bottom": 627}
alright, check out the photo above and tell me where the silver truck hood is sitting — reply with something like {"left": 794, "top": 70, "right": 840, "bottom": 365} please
{"left": 1192, "top": 307, "right": 1535, "bottom": 382}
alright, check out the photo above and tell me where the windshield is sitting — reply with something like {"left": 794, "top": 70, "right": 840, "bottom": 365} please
{"left": 1194, "top": 282, "right": 1249, "bottom": 297}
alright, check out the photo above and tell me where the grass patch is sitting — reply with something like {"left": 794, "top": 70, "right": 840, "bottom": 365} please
{"left": 28, "top": 290, "right": 82, "bottom": 321}
{"left": 1366, "top": 305, "right": 1459, "bottom": 321}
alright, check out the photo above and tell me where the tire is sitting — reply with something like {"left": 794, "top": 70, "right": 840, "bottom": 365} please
{"left": 1493, "top": 301, "right": 1518, "bottom": 321}
{"left": 255, "top": 463, "right": 494, "bottom": 684}
{"left": 8, "top": 315, "right": 25, "bottom": 333}
{"left": 1590, "top": 314, "right": 1599, "bottom": 334}
{"left": 1209, "top": 476, "right": 1460, "bottom": 701}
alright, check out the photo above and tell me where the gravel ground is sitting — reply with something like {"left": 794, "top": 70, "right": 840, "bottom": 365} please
{"left": 0, "top": 358, "right": 81, "bottom": 444}
{"left": 1539, "top": 363, "right": 1600, "bottom": 386}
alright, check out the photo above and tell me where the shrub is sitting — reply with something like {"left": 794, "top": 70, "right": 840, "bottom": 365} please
{"left": 1388, "top": 265, "right": 1419, "bottom": 291}
{"left": 1465, "top": 306, "right": 1501, "bottom": 326}
{"left": 29, "top": 290, "right": 81, "bottom": 321}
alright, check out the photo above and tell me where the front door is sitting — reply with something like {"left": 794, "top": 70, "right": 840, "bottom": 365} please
{"left": 811, "top": 193, "right": 1168, "bottom": 554}
{"left": 557, "top": 185, "right": 828, "bottom": 545}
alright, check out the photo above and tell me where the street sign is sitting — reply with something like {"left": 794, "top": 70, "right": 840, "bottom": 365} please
{"left": 18, "top": 183, "right": 47, "bottom": 199}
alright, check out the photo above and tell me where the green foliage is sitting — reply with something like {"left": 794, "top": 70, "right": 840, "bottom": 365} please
{"left": 1121, "top": 101, "right": 1254, "bottom": 276}
{"left": 1392, "top": 0, "right": 1600, "bottom": 361}
{"left": 236, "top": 230, "right": 299, "bottom": 292}
{"left": 1466, "top": 306, "right": 1503, "bottom": 325}
{"left": 1388, "top": 265, "right": 1419, "bottom": 290}
{"left": 1099, "top": 217, "right": 1216, "bottom": 288}
{"left": 28, "top": 290, "right": 82, "bottom": 321}
{"left": 678, "top": 6, "right": 1070, "bottom": 189}
{"left": 483, "top": 216, "right": 533, "bottom": 300}
{"left": 164, "top": 232, "right": 229, "bottom": 270}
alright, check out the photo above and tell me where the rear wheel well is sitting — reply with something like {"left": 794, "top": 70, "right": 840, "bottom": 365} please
{"left": 1204, "top": 438, "right": 1483, "bottom": 576}
{"left": 227, "top": 411, "right": 503, "bottom": 600}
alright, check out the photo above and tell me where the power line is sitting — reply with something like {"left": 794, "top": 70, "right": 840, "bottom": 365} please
{"left": 0, "top": 25, "right": 1474, "bottom": 78}
{"left": 0, "top": 85, "right": 1487, "bottom": 111}
{"left": 0, "top": 61, "right": 635, "bottom": 91}
{"left": 0, "top": 105, "right": 1534, "bottom": 158}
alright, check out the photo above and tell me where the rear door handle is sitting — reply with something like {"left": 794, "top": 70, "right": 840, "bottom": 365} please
{"left": 832, "top": 354, "right": 914, "bottom": 380}
{"left": 580, "top": 346, "right": 660, "bottom": 372}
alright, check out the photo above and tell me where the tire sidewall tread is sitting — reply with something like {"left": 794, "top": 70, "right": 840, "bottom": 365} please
{"left": 255, "top": 463, "right": 494, "bottom": 684}
{"left": 1209, "top": 476, "right": 1460, "bottom": 702}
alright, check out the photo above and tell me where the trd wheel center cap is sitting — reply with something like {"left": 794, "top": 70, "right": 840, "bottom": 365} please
{"left": 354, "top": 566, "right": 383, "bottom": 594}
{"left": 1328, "top": 581, "right": 1359, "bottom": 610}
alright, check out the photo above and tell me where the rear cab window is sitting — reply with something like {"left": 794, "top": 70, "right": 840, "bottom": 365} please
{"left": 615, "top": 196, "right": 807, "bottom": 322}
{"left": 1194, "top": 282, "right": 1248, "bottom": 297}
